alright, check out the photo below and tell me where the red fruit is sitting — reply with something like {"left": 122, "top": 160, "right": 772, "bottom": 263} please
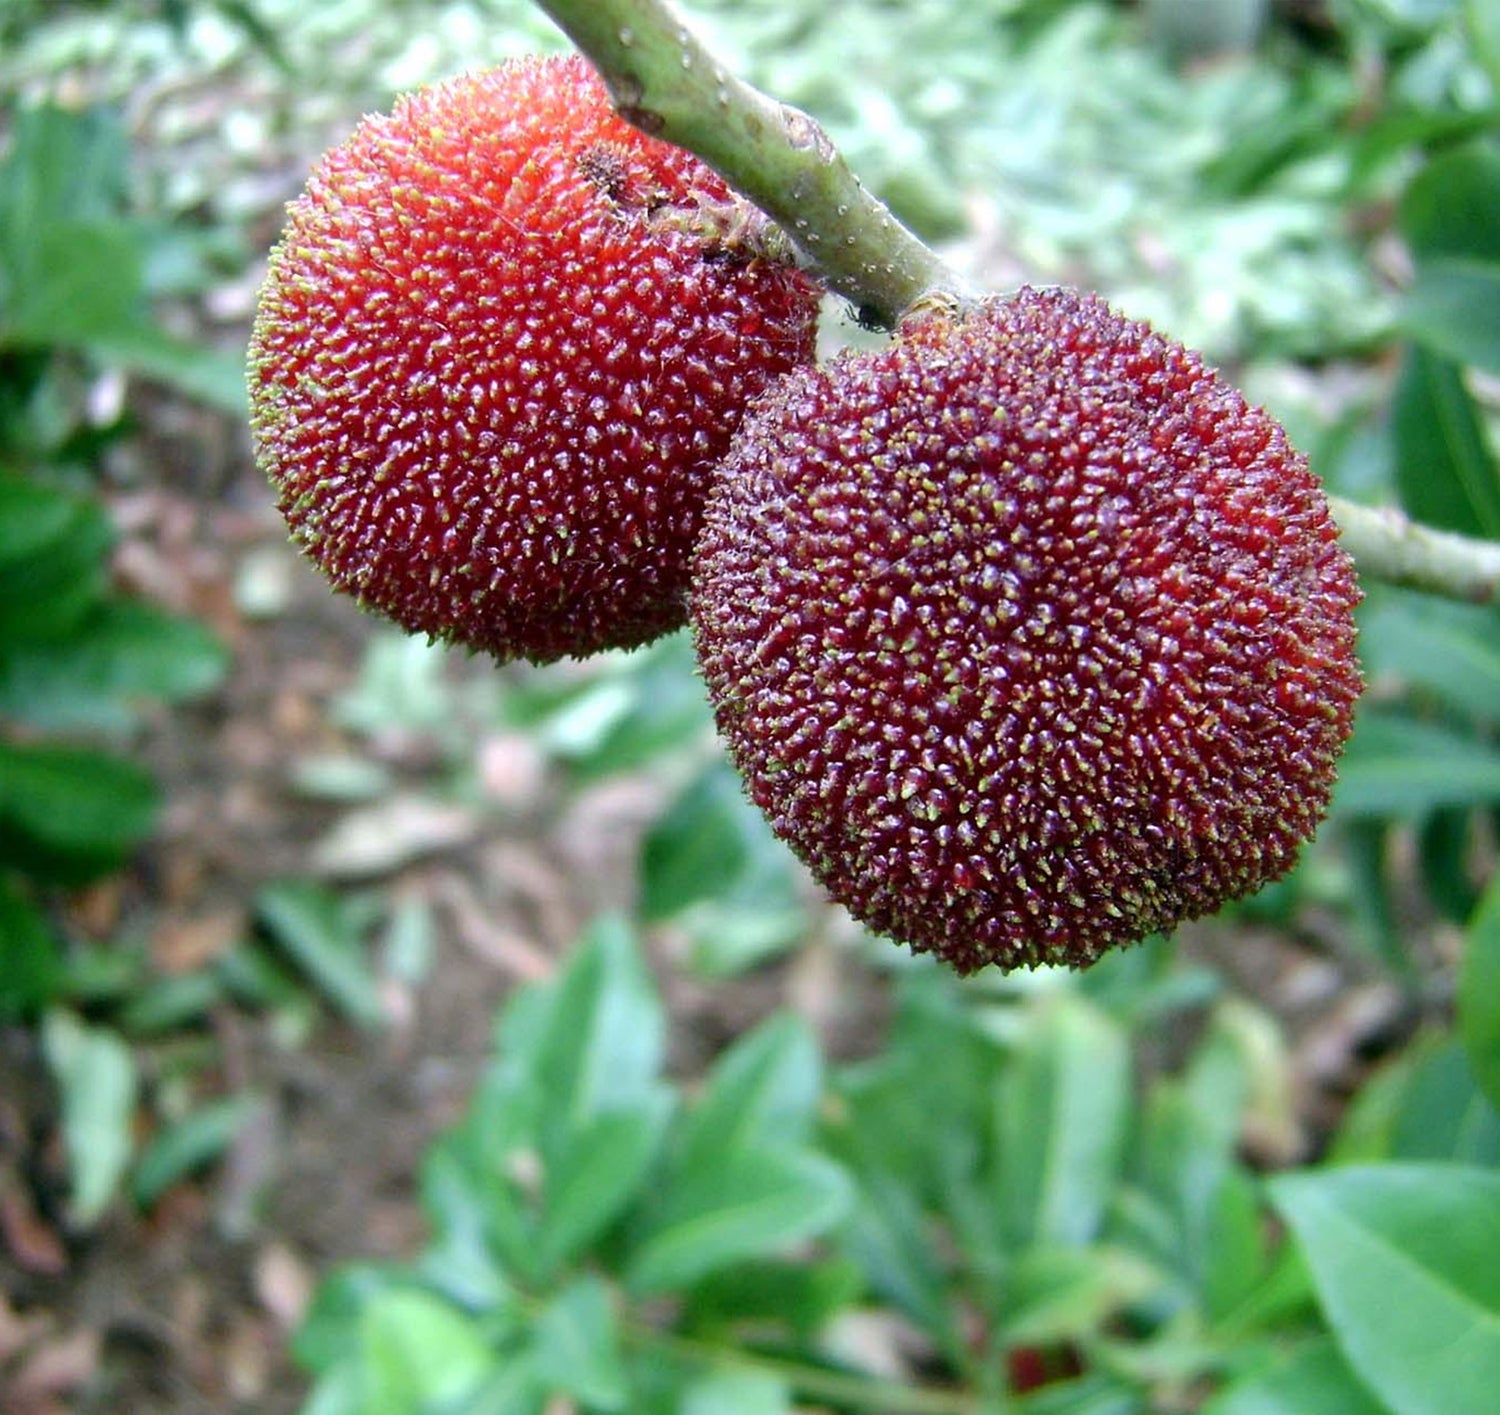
{"left": 691, "top": 287, "right": 1363, "bottom": 973}
{"left": 249, "top": 55, "right": 820, "bottom": 663}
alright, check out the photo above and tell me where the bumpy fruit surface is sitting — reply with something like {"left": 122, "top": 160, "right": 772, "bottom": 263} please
{"left": 248, "top": 55, "right": 820, "bottom": 663}
{"left": 692, "top": 287, "right": 1363, "bottom": 973}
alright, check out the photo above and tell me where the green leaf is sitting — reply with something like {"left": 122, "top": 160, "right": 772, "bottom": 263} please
{"left": 1329, "top": 1034, "right": 1500, "bottom": 1167}
{"left": 0, "top": 485, "right": 112, "bottom": 644}
{"left": 500, "top": 915, "right": 665, "bottom": 1137}
{"left": 639, "top": 763, "right": 753, "bottom": 921}
{"left": 0, "top": 601, "right": 227, "bottom": 731}
{"left": 43, "top": 1009, "right": 138, "bottom": 1225}
{"left": 681, "top": 1370, "right": 791, "bottom": 1415}
{"left": 1399, "top": 141, "right": 1500, "bottom": 265}
{"left": 255, "top": 881, "right": 385, "bottom": 1028}
{"left": 1403, "top": 260, "right": 1500, "bottom": 373}
{"left": 628, "top": 1146, "right": 853, "bottom": 1295}
{"left": 1358, "top": 594, "right": 1500, "bottom": 725}
{"left": 0, "top": 742, "right": 159, "bottom": 882}
{"left": 1332, "top": 712, "right": 1500, "bottom": 819}
{"left": 359, "top": 1288, "right": 493, "bottom": 1415}
{"left": 676, "top": 1013, "right": 823, "bottom": 1171}
{"left": 1392, "top": 344, "right": 1500, "bottom": 540}
{"left": 838, "top": 1165, "right": 953, "bottom": 1338}
{"left": 1203, "top": 1338, "right": 1388, "bottom": 1415}
{"left": 1271, "top": 1164, "right": 1500, "bottom": 1415}
{"left": 994, "top": 994, "right": 1131, "bottom": 1251}
{"left": 531, "top": 1276, "right": 627, "bottom": 1411}
{"left": 537, "top": 1091, "right": 674, "bottom": 1275}
{"left": 0, "top": 876, "right": 61, "bottom": 1017}
{"left": 687, "top": 1257, "right": 863, "bottom": 1341}
{"left": 1460, "top": 875, "right": 1500, "bottom": 1113}
{"left": 1004, "top": 1245, "right": 1166, "bottom": 1346}
{"left": 131, "top": 1093, "right": 265, "bottom": 1208}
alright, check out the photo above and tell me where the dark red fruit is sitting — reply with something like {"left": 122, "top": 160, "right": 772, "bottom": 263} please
{"left": 248, "top": 55, "right": 820, "bottom": 663}
{"left": 691, "top": 287, "right": 1363, "bottom": 973}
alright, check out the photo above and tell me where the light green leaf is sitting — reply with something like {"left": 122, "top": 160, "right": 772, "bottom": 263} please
{"left": 1271, "top": 1164, "right": 1500, "bottom": 1415}
{"left": 531, "top": 1276, "right": 626, "bottom": 1411}
{"left": 1460, "top": 875, "right": 1500, "bottom": 1113}
{"left": 628, "top": 1147, "right": 853, "bottom": 1295}
{"left": 994, "top": 994, "right": 1131, "bottom": 1251}
{"left": 43, "top": 1009, "right": 138, "bottom": 1225}
{"left": 359, "top": 1288, "right": 492, "bottom": 1415}
{"left": 1358, "top": 594, "right": 1500, "bottom": 725}
{"left": 682, "top": 1370, "right": 791, "bottom": 1415}
{"left": 255, "top": 881, "right": 385, "bottom": 1028}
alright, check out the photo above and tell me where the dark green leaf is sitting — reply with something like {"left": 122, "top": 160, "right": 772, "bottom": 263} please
{"left": 639, "top": 763, "right": 753, "bottom": 921}
{"left": 0, "top": 486, "right": 112, "bottom": 644}
{"left": 132, "top": 1093, "right": 265, "bottom": 1208}
{"left": 687, "top": 1257, "right": 863, "bottom": 1341}
{"left": 1392, "top": 344, "right": 1500, "bottom": 540}
{"left": 1271, "top": 1164, "right": 1500, "bottom": 1415}
{"left": 531, "top": 1276, "right": 627, "bottom": 1411}
{"left": 118, "top": 970, "right": 226, "bottom": 1035}
{"left": 0, "top": 742, "right": 158, "bottom": 881}
{"left": 628, "top": 1147, "right": 852, "bottom": 1294}
{"left": 1460, "top": 876, "right": 1500, "bottom": 1113}
{"left": 0, "top": 600, "right": 227, "bottom": 731}
{"left": 1399, "top": 141, "right": 1500, "bottom": 264}
{"left": 0, "top": 876, "right": 61, "bottom": 1017}
{"left": 255, "top": 881, "right": 385, "bottom": 1027}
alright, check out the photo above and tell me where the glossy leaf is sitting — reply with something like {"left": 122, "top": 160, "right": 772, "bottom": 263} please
{"left": 1271, "top": 1164, "right": 1500, "bottom": 1415}
{"left": 1460, "top": 875, "right": 1500, "bottom": 1113}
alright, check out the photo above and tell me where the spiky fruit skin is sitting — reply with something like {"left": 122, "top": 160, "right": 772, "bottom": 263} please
{"left": 248, "top": 56, "right": 820, "bottom": 663}
{"left": 692, "top": 287, "right": 1363, "bottom": 973}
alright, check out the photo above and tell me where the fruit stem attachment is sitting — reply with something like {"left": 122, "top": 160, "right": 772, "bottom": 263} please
{"left": 533, "top": 0, "right": 1500, "bottom": 605}
{"left": 531, "top": 0, "right": 980, "bottom": 327}
{"left": 1329, "top": 496, "right": 1500, "bottom": 604}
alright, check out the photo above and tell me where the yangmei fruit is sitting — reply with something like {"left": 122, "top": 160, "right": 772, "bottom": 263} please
{"left": 691, "top": 286, "right": 1363, "bottom": 973}
{"left": 249, "top": 55, "right": 821, "bottom": 663}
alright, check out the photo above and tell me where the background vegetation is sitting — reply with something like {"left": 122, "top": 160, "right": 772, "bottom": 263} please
{"left": 2, "top": 1, "right": 1499, "bottom": 1412}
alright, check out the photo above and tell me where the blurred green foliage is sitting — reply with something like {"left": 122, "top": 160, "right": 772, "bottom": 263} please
{"left": 2, "top": 1, "right": 1499, "bottom": 1411}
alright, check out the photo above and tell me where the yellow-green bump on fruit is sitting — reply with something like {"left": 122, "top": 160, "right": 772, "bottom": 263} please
{"left": 249, "top": 55, "right": 821, "bottom": 663}
{"left": 691, "top": 286, "right": 1364, "bottom": 973}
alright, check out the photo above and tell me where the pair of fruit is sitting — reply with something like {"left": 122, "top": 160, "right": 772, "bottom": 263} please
{"left": 249, "top": 56, "right": 1362, "bottom": 973}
